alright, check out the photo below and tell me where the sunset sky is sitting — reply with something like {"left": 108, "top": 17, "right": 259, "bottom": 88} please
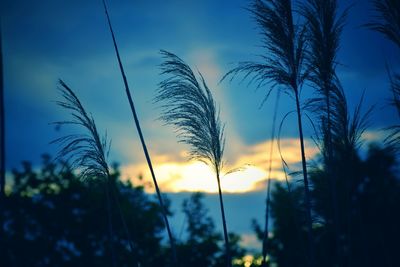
{"left": 1, "top": 0, "right": 399, "bottom": 250}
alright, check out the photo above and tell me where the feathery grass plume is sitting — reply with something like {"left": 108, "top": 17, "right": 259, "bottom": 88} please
{"left": 155, "top": 50, "right": 231, "bottom": 267}
{"left": 365, "top": 0, "right": 400, "bottom": 48}
{"left": 52, "top": 80, "right": 117, "bottom": 267}
{"left": 301, "top": 0, "right": 348, "bottom": 264}
{"left": 100, "top": 1, "right": 177, "bottom": 265}
{"left": 385, "top": 69, "right": 400, "bottom": 151}
{"left": 388, "top": 69, "right": 400, "bottom": 116}
{"left": 221, "top": 1, "right": 314, "bottom": 266}
{"left": 330, "top": 86, "right": 372, "bottom": 152}
{"left": 302, "top": 0, "right": 348, "bottom": 122}
{"left": 366, "top": 0, "right": 400, "bottom": 152}
{"left": 52, "top": 80, "right": 111, "bottom": 180}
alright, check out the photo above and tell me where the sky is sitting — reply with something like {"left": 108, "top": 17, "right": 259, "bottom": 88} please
{"left": 1, "top": 0, "right": 399, "bottom": 251}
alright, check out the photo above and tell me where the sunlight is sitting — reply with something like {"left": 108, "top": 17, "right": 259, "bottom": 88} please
{"left": 129, "top": 161, "right": 269, "bottom": 193}
{"left": 120, "top": 137, "right": 318, "bottom": 194}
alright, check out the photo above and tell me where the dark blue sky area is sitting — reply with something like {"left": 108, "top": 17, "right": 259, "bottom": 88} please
{"left": 2, "top": 0, "right": 398, "bottom": 169}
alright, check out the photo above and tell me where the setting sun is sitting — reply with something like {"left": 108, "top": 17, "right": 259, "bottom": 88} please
{"left": 121, "top": 138, "right": 318, "bottom": 193}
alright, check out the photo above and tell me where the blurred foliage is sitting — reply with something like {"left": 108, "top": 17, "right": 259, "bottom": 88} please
{"left": 3, "top": 155, "right": 248, "bottom": 267}
{"left": 254, "top": 143, "right": 400, "bottom": 267}
{"left": 177, "top": 192, "right": 246, "bottom": 267}
{"left": 4, "top": 154, "right": 167, "bottom": 267}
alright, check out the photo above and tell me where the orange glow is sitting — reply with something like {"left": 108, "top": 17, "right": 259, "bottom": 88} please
{"left": 120, "top": 138, "right": 318, "bottom": 193}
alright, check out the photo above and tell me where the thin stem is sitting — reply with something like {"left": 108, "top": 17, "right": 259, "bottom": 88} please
{"left": 261, "top": 91, "right": 280, "bottom": 267}
{"left": 100, "top": 1, "right": 177, "bottom": 265}
{"left": 294, "top": 90, "right": 316, "bottom": 267}
{"left": 110, "top": 181, "right": 140, "bottom": 267}
{"left": 0, "top": 19, "right": 5, "bottom": 264}
{"left": 105, "top": 176, "right": 117, "bottom": 267}
{"left": 325, "top": 89, "right": 342, "bottom": 266}
{"left": 216, "top": 167, "right": 231, "bottom": 267}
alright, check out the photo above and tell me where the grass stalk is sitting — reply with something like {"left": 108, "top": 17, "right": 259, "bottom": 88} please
{"left": 100, "top": 1, "right": 177, "bottom": 264}
{"left": 53, "top": 80, "right": 118, "bottom": 266}
{"left": 155, "top": 50, "right": 231, "bottom": 267}
{"left": 222, "top": 1, "right": 316, "bottom": 265}
{"left": 301, "top": 0, "right": 349, "bottom": 264}
{"left": 261, "top": 91, "right": 280, "bottom": 267}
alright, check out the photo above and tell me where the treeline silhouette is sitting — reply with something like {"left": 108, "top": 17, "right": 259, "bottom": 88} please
{"left": 3, "top": 156, "right": 246, "bottom": 267}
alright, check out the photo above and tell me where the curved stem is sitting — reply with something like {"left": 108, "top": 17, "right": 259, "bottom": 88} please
{"left": 294, "top": 91, "right": 316, "bottom": 267}
{"left": 105, "top": 177, "right": 117, "bottom": 267}
{"left": 261, "top": 91, "right": 280, "bottom": 267}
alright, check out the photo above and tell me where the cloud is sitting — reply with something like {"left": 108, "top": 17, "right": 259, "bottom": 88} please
{"left": 120, "top": 137, "right": 319, "bottom": 193}
{"left": 361, "top": 129, "right": 386, "bottom": 143}
{"left": 239, "top": 233, "right": 261, "bottom": 251}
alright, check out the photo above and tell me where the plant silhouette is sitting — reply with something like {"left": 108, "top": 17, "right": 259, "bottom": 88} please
{"left": 301, "top": 0, "right": 349, "bottom": 264}
{"left": 366, "top": 0, "right": 400, "bottom": 47}
{"left": 100, "top": 1, "right": 177, "bottom": 264}
{"left": 222, "top": 0, "right": 314, "bottom": 265}
{"left": 155, "top": 50, "right": 231, "bottom": 267}
{"left": 52, "top": 80, "right": 117, "bottom": 267}
{"left": 366, "top": 0, "right": 400, "bottom": 152}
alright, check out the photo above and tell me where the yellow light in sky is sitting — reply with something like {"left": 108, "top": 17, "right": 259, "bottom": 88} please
{"left": 158, "top": 162, "right": 270, "bottom": 193}
{"left": 121, "top": 138, "right": 318, "bottom": 194}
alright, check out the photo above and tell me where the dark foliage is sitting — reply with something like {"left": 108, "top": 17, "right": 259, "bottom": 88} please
{"left": 3, "top": 159, "right": 250, "bottom": 267}
{"left": 177, "top": 193, "right": 246, "bottom": 267}
{"left": 3, "top": 156, "right": 167, "bottom": 267}
{"left": 264, "top": 143, "right": 400, "bottom": 267}
{"left": 366, "top": 0, "right": 400, "bottom": 48}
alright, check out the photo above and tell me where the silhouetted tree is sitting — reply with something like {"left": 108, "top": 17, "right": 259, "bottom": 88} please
{"left": 4, "top": 156, "right": 168, "bottom": 267}
{"left": 266, "top": 140, "right": 400, "bottom": 267}
{"left": 269, "top": 183, "right": 308, "bottom": 267}
{"left": 178, "top": 193, "right": 247, "bottom": 267}
{"left": 178, "top": 192, "right": 223, "bottom": 267}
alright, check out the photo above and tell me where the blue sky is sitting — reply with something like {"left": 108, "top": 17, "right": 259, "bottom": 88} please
{"left": 2, "top": 0, "right": 399, "bottom": 250}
